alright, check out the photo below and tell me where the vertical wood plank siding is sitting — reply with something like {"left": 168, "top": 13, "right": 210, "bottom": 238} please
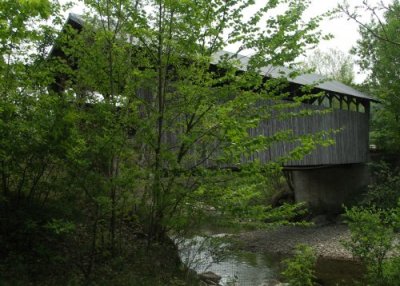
{"left": 138, "top": 85, "right": 369, "bottom": 167}
{"left": 254, "top": 103, "right": 369, "bottom": 166}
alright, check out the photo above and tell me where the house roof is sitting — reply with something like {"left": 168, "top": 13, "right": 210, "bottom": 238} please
{"left": 67, "top": 13, "right": 376, "bottom": 103}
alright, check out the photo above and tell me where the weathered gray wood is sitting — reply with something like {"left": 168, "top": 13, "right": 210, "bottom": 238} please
{"left": 138, "top": 86, "right": 370, "bottom": 167}
{"left": 257, "top": 102, "right": 369, "bottom": 166}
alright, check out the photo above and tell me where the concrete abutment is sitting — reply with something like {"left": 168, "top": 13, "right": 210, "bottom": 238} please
{"left": 286, "top": 164, "right": 369, "bottom": 214}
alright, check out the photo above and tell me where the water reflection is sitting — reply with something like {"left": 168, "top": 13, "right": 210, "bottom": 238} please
{"left": 177, "top": 235, "right": 278, "bottom": 285}
{"left": 177, "top": 235, "right": 363, "bottom": 286}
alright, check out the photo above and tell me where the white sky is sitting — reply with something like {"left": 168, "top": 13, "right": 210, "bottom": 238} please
{"left": 304, "top": 0, "right": 392, "bottom": 82}
{"left": 62, "top": 0, "right": 392, "bottom": 83}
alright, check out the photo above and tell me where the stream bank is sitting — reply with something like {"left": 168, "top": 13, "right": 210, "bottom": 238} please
{"left": 231, "top": 223, "right": 364, "bottom": 285}
{"left": 179, "top": 223, "right": 367, "bottom": 285}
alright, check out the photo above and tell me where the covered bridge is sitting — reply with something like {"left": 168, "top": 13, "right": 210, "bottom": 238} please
{"left": 211, "top": 50, "right": 375, "bottom": 167}
{"left": 210, "top": 51, "right": 376, "bottom": 213}
{"left": 56, "top": 13, "right": 377, "bottom": 213}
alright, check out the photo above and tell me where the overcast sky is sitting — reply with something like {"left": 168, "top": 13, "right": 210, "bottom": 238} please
{"left": 62, "top": 0, "right": 392, "bottom": 83}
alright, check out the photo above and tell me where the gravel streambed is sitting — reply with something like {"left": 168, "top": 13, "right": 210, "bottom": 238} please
{"left": 235, "top": 224, "right": 354, "bottom": 260}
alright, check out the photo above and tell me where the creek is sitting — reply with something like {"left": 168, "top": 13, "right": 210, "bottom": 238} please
{"left": 177, "top": 234, "right": 363, "bottom": 286}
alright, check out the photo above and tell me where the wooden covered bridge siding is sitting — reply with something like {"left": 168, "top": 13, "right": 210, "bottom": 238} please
{"left": 158, "top": 97, "right": 370, "bottom": 168}
{"left": 53, "top": 14, "right": 373, "bottom": 173}
{"left": 245, "top": 103, "right": 369, "bottom": 166}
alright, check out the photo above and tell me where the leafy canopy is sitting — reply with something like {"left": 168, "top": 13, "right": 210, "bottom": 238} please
{"left": 346, "top": 0, "right": 400, "bottom": 151}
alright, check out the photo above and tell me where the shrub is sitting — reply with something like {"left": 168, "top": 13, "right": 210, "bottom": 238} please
{"left": 281, "top": 244, "right": 316, "bottom": 286}
{"left": 343, "top": 205, "right": 400, "bottom": 285}
{"left": 363, "top": 162, "right": 400, "bottom": 209}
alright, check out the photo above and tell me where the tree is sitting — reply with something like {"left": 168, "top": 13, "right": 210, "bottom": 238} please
{"left": 0, "top": 1, "right": 55, "bottom": 200}
{"left": 0, "top": 0, "right": 330, "bottom": 283}
{"left": 0, "top": 0, "right": 85, "bottom": 282}
{"left": 336, "top": 4, "right": 400, "bottom": 284}
{"left": 65, "top": 0, "right": 328, "bottom": 243}
{"left": 338, "top": 0, "right": 400, "bottom": 151}
{"left": 302, "top": 48, "right": 355, "bottom": 85}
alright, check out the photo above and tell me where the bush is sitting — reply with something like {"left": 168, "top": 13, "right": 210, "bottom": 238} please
{"left": 281, "top": 244, "right": 316, "bottom": 286}
{"left": 343, "top": 205, "right": 400, "bottom": 286}
{"left": 363, "top": 162, "right": 400, "bottom": 209}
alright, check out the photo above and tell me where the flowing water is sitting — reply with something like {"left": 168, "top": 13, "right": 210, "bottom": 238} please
{"left": 177, "top": 234, "right": 363, "bottom": 286}
{"left": 178, "top": 235, "right": 279, "bottom": 285}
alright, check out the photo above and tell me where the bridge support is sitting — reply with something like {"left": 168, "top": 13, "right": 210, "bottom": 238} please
{"left": 287, "top": 164, "right": 369, "bottom": 214}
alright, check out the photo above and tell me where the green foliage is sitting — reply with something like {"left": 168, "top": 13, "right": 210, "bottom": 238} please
{"left": 382, "top": 256, "right": 400, "bottom": 285}
{"left": 0, "top": 0, "right": 328, "bottom": 284}
{"left": 348, "top": 0, "right": 400, "bottom": 152}
{"left": 344, "top": 206, "right": 397, "bottom": 264}
{"left": 362, "top": 162, "right": 400, "bottom": 209}
{"left": 343, "top": 205, "right": 400, "bottom": 285}
{"left": 336, "top": 7, "right": 400, "bottom": 281}
{"left": 45, "top": 219, "right": 76, "bottom": 235}
{"left": 68, "top": 0, "right": 328, "bottom": 243}
{"left": 281, "top": 244, "right": 317, "bottom": 286}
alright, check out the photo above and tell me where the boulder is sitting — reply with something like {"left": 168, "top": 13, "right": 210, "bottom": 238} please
{"left": 198, "top": 271, "right": 222, "bottom": 285}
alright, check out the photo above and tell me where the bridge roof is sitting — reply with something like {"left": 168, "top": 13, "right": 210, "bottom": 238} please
{"left": 67, "top": 13, "right": 375, "bottom": 103}
{"left": 69, "top": 13, "right": 85, "bottom": 26}
{"left": 212, "top": 51, "right": 376, "bottom": 102}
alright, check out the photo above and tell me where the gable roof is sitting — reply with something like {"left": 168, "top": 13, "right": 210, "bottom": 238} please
{"left": 212, "top": 51, "right": 376, "bottom": 102}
